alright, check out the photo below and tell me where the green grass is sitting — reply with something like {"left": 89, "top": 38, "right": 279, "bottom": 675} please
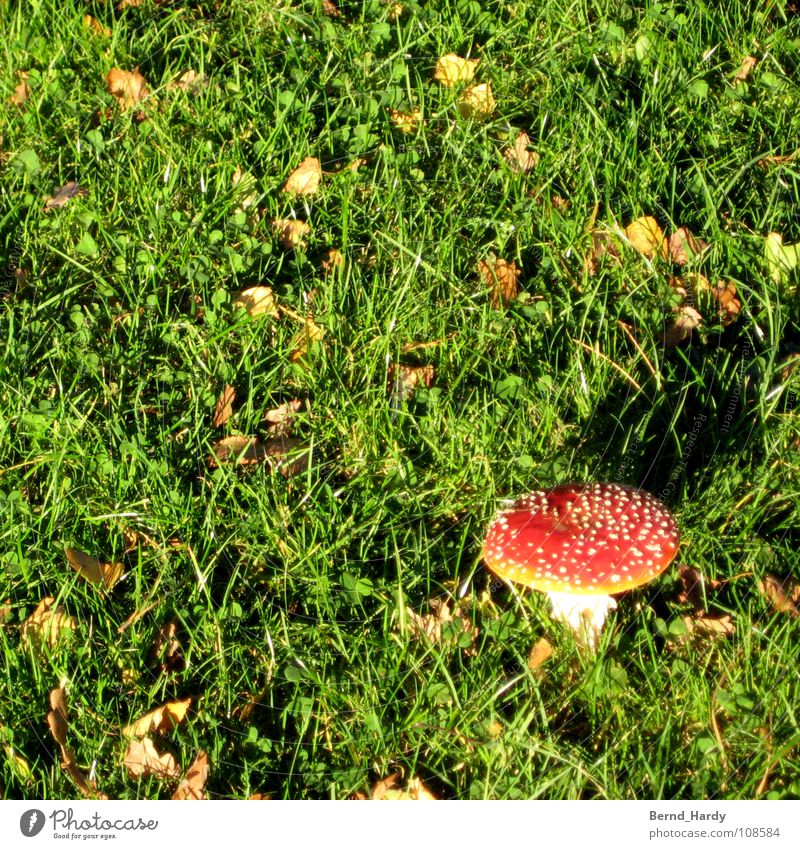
{"left": 2, "top": 0, "right": 800, "bottom": 800}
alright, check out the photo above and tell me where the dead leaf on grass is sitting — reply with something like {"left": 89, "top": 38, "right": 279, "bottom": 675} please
{"left": 272, "top": 218, "right": 310, "bottom": 251}
{"left": 290, "top": 316, "right": 325, "bottom": 361}
{"left": 22, "top": 598, "right": 78, "bottom": 648}
{"left": 503, "top": 131, "right": 540, "bottom": 173}
{"left": 404, "top": 598, "right": 478, "bottom": 655}
{"left": 584, "top": 230, "right": 622, "bottom": 275}
{"left": 322, "top": 0, "right": 342, "bottom": 16}
{"left": 388, "top": 364, "right": 435, "bottom": 404}
{"left": 389, "top": 108, "right": 423, "bottom": 134}
{"left": 433, "top": 54, "right": 480, "bottom": 87}
{"left": 166, "top": 70, "right": 205, "bottom": 94}
{"left": 662, "top": 305, "right": 702, "bottom": 347}
{"left": 122, "top": 698, "right": 192, "bottom": 738}
{"left": 624, "top": 216, "right": 668, "bottom": 259}
{"left": 233, "top": 286, "right": 279, "bottom": 318}
{"left": 173, "top": 750, "right": 209, "bottom": 799}
{"left": 44, "top": 181, "right": 88, "bottom": 212}
{"left": 232, "top": 165, "right": 260, "bottom": 210}
{"left": 477, "top": 256, "right": 520, "bottom": 308}
{"left": 372, "top": 773, "right": 437, "bottom": 800}
{"left": 682, "top": 613, "right": 735, "bottom": 638}
{"left": 210, "top": 435, "right": 271, "bottom": 466}
{"left": 766, "top": 232, "right": 800, "bottom": 285}
{"left": 757, "top": 574, "right": 800, "bottom": 619}
{"left": 10, "top": 71, "right": 30, "bottom": 107}
{"left": 677, "top": 564, "right": 721, "bottom": 610}
{"left": 123, "top": 737, "right": 180, "bottom": 779}
{"left": 106, "top": 68, "right": 149, "bottom": 110}
{"left": 149, "top": 620, "right": 185, "bottom": 674}
{"left": 527, "top": 637, "right": 554, "bottom": 673}
{"left": 733, "top": 55, "right": 757, "bottom": 85}
{"left": 66, "top": 548, "right": 123, "bottom": 591}
{"left": 668, "top": 227, "right": 707, "bottom": 265}
{"left": 83, "top": 15, "right": 111, "bottom": 38}
{"left": 212, "top": 384, "right": 236, "bottom": 427}
{"left": 458, "top": 83, "right": 495, "bottom": 120}
{"left": 265, "top": 399, "right": 302, "bottom": 435}
{"left": 283, "top": 156, "right": 322, "bottom": 196}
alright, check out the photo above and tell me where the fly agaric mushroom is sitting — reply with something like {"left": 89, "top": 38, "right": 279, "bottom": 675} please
{"left": 482, "top": 483, "right": 679, "bottom": 649}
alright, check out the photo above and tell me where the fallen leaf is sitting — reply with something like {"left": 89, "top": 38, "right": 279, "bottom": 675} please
{"left": 66, "top": 548, "right": 123, "bottom": 591}
{"left": 21, "top": 598, "right": 78, "bottom": 648}
{"left": 677, "top": 564, "right": 721, "bottom": 610}
{"left": 263, "top": 436, "right": 311, "bottom": 478}
{"left": 477, "top": 256, "right": 520, "bottom": 308}
{"left": 668, "top": 227, "right": 707, "bottom": 265}
{"left": 123, "top": 737, "right": 180, "bottom": 779}
{"left": 322, "top": 0, "right": 342, "bottom": 16}
{"left": 758, "top": 151, "right": 798, "bottom": 169}
{"left": 757, "top": 574, "right": 800, "bottom": 619}
{"left": 404, "top": 598, "right": 478, "bottom": 655}
{"left": 233, "top": 286, "right": 279, "bottom": 318}
{"left": 322, "top": 248, "right": 344, "bottom": 275}
{"left": 527, "top": 637, "right": 554, "bottom": 673}
{"left": 122, "top": 698, "right": 192, "bottom": 738}
{"left": 663, "top": 305, "right": 702, "bottom": 347}
{"left": 249, "top": 793, "right": 271, "bottom": 800}
{"left": 149, "top": 620, "right": 186, "bottom": 674}
{"left": 44, "top": 181, "right": 88, "bottom": 212}
{"left": 173, "top": 750, "right": 209, "bottom": 799}
{"left": 503, "top": 131, "right": 540, "bottom": 173}
{"left": 166, "top": 70, "right": 205, "bottom": 93}
{"left": 372, "top": 773, "right": 437, "bottom": 800}
{"left": 624, "top": 216, "right": 668, "bottom": 259}
{"left": 10, "top": 71, "right": 30, "bottom": 106}
{"left": 433, "top": 54, "right": 480, "bottom": 87}
{"left": 209, "top": 435, "right": 271, "bottom": 466}
{"left": 388, "top": 364, "right": 435, "bottom": 404}
{"left": 264, "top": 399, "right": 302, "bottom": 435}
{"left": 106, "top": 68, "right": 149, "bottom": 110}
{"left": 283, "top": 156, "right": 322, "bottom": 196}
{"left": 765, "top": 232, "right": 800, "bottom": 285}
{"left": 458, "top": 83, "right": 495, "bottom": 120}
{"left": 83, "top": 15, "right": 111, "bottom": 37}
{"left": 232, "top": 165, "right": 260, "bottom": 210}
{"left": 682, "top": 613, "right": 735, "bottom": 637}
{"left": 290, "top": 316, "right": 325, "bottom": 361}
{"left": 272, "top": 218, "right": 310, "bottom": 251}
{"left": 733, "top": 55, "right": 757, "bottom": 85}
{"left": 584, "top": 230, "right": 621, "bottom": 275}
{"left": 389, "top": 108, "right": 423, "bottom": 134}
{"left": 212, "top": 384, "right": 236, "bottom": 427}
{"left": 387, "top": 2, "right": 405, "bottom": 20}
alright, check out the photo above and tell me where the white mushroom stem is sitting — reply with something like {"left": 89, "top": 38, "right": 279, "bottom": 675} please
{"left": 546, "top": 591, "right": 617, "bottom": 651}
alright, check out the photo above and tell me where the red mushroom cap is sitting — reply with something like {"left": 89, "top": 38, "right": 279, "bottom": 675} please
{"left": 483, "top": 483, "right": 679, "bottom": 595}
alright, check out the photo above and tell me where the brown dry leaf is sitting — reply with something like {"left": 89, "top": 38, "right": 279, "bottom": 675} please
{"left": 433, "top": 54, "right": 480, "bottom": 87}
{"left": 233, "top": 286, "right": 279, "bottom": 318}
{"left": 585, "top": 230, "right": 622, "bottom": 276}
{"left": 663, "top": 305, "right": 702, "bottom": 347}
{"left": 265, "top": 399, "right": 302, "bottom": 435}
{"left": 503, "top": 131, "right": 540, "bottom": 173}
{"left": 682, "top": 613, "right": 735, "bottom": 638}
{"left": 757, "top": 574, "right": 800, "bottom": 619}
{"left": 10, "top": 71, "right": 30, "bottom": 107}
{"left": 677, "top": 564, "right": 721, "bottom": 610}
{"left": 758, "top": 151, "right": 798, "bottom": 169}
{"left": 733, "top": 55, "right": 757, "bottom": 85}
{"left": 212, "top": 384, "right": 236, "bottom": 428}
{"left": 624, "top": 216, "right": 668, "bottom": 259}
{"left": 668, "top": 227, "right": 707, "bottom": 265}
{"left": 22, "top": 598, "right": 78, "bottom": 648}
{"left": 149, "top": 620, "right": 185, "bottom": 674}
{"left": 372, "top": 773, "right": 437, "bottom": 800}
{"left": 106, "top": 68, "right": 149, "bottom": 110}
{"left": 272, "top": 218, "right": 310, "bottom": 251}
{"left": 388, "top": 364, "right": 435, "bottom": 404}
{"left": 123, "top": 737, "right": 180, "bottom": 779}
{"left": 404, "top": 598, "right": 478, "bottom": 655}
{"left": 122, "top": 698, "right": 192, "bottom": 738}
{"left": 47, "top": 687, "right": 69, "bottom": 750}
{"left": 83, "top": 15, "right": 111, "bottom": 38}
{"left": 322, "top": 0, "right": 342, "bottom": 16}
{"left": 166, "top": 70, "right": 205, "bottom": 93}
{"left": 322, "top": 248, "right": 344, "bottom": 275}
{"left": 527, "top": 637, "right": 554, "bottom": 673}
{"left": 283, "top": 157, "right": 322, "bottom": 196}
{"left": 173, "top": 750, "right": 209, "bottom": 800}
{"left": 249, "top": 793, "right": 271, "bottom": 800}
{"left": 66, "top": 548, "right": 123, "bottom": 591}
{"left": 389, "top": 108, "right": 423, "bottom": 134}
{"left": 209, "top": 435, "right": 271, "bottom": 467}
{"left": 44, "top": 181, "right": 88, "bottom": 212}
{"left": 690, "top": 274, "right": 741, "bottom": 326}
{"left": 263, "top": 436, "right": 311, "bottom": 479}
{"left": 290, "top": 316, "right": 325, "bottom": 361}
{"left": 477, "top": 256, "right": 520, "bottom": 308}
{"left": 458, "top": 83, "right": 495, "bottom": 120}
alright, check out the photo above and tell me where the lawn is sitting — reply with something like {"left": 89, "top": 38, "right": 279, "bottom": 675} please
{"left": 1, "top": 0, "right": 800, "bottom": 800}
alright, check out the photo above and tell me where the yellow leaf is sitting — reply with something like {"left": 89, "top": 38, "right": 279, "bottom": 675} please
{"left": 123, "top": 737, "right": 181, "bottom": 779}
{"left": 83, "top": 15, "right": 111, "bottom": 37}
{"left": 458, "top": 83, "right": 495, "bottom": 120}
{"left": 272, "top": 218, "right": 310, "bottom": 251}
{"left": 389, "top": 108, "right": 423, "bottom": 134}
{"left": 106, "top": 68, "right": 149, "bottom": 110}
{"left": 624, "top": 216, "right": 667, "bottom": 259}
{"left": 527, "top": 637, "right": 554, "bottom": 672}
{"left": 122, "top": 698, "right": 192, "bottom": 738}
{"left": 503, "top": 131, "right": 540, "bottom": 173}
{"left": 372, "top": 773, "right": 437, "bottom": 800}
{"left": 10, "top": 71, "right": 29, "bottom": 107}
{"left": 433, "top": 54, "right": 480, "bottom": 87}
{"left": 21, "top": 598, "right": 78, "bottom": 648}
{"left": 233, "top": 286, "right": 279, "bottom": 318}
{"left": 173, "top": 750, "right": 209, "bottom": 800}
{"left": 321, "top": 248, "right": 344, "bottom": 275}
{"left": 766, "top": 232, "right": 800, "bottom": 284}
{"left": 477, "top": 256, "right": 520, "bottom": 307}
{"left": 733, "top": 55, "right": 757, "bottom": 85}
{"left": 66, "top": 548, "right": 123, "bottom": 590}
{"left": 283, "top": 157, "right": 322, "bottom": 196}
{"left": 290, "top": 317, "right": 325, "bottom": 361}
{"left": 232, "top": 165, "right": 259, "bottom": 210}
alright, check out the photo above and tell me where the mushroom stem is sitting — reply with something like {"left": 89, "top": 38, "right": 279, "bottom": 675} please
{"left": 546, "top": 591, "right": 617, "bottom": 651}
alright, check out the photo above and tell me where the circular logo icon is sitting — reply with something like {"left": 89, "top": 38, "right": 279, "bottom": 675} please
{"left": 20, "top": 810, "right": 46, "bottom": 837}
